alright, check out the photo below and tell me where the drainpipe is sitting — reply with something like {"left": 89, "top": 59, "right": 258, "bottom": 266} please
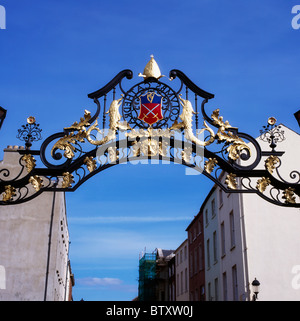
{"left": 238, "top": 186, "right": 250, "bottom": 301}
{"left": 43, "top": 183, "right": 57, "bottom": 301}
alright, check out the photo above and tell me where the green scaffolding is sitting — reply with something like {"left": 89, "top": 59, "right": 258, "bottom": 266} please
{"left": 138, "top": 252, "right": 156, "bottom": 301}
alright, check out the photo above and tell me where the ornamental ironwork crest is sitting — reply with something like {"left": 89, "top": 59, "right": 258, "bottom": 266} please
{"left": 0, "top": 56, "right": 299, "bottom": 207}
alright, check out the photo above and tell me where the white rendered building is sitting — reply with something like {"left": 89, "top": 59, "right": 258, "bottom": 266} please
{"left": 0, "top": 146, "right": 74, "bottom": 301}
{"left": 203, "top": 125, "right": 300, "bottom": 301}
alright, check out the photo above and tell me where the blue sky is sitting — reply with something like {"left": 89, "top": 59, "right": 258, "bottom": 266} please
{"left": 0, "top": 0, "right": 300, "bottom": 300}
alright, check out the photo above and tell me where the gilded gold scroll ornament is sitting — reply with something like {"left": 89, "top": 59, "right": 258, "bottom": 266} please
{"left": 211, "top": 109, "right": 232, "bottom": 130}
{"left": 212, "top": 109, "right": 251, "bottom": 161}
{"left": 204, "top": 158, "right": 218, "bottom": 174}
{"left": 2, "top": 185, "right": 16, "bottom": 202}
{"left": 84, "top": 156, "right": 97, "bottom": 173}
{"left": 107, "top": 147, "right": 119, "bottom": 163}
{"left": 127, "top": 128, "right": 171, "bottom": 157}
{"left": 265, "top": 155, "right": 279, "bottom": 174}
{"left": 52, "top": 97, "right": 131, "bottom": 160}
{"left": 22, "top": 154, "right": 36, "bottom": 173}
{"left": 132, "top": 139, "right": 167, "bottom": 157}
{"left": 283, "top": 187, "right": 296, "bottom": 204}
{"left": 62, "top": 172, "right": 74, "bottom": 188}
{"left": 51, "top": 110, "right": 91, "bottom": 159}
{"left": 29, "top": 175, "right": 43, "bottom": 192}
{"left": 225, "top": 173, "right": 238, "bottom": 190}
{"left": 256, "top": 177, "right": 271, "bottom": 193}
{"left": 171, "top": 97, "right": 250, "bottom": 161}
{"left": 182, "top": 147, "right": 193, "bottom": 163}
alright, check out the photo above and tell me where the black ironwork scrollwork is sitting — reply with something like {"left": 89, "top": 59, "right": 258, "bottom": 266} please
{"left": 16, "top": 117, "right": 42, "bottom": 149}
{"left": 122, "top": 81, "right": 180, "bottom": 129}
{"left": 259, "top": 117, "right": 285, "bottom": 151}
{"left": 0, "top": 63, "right": 299, "bottom": 207}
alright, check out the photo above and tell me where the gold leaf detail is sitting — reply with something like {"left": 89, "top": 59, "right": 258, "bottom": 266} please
{"left": 256, "top": 177, "right": 271, "bottom": 193}
{"left": 283, "top": 187, "right": 296, "bottom": 204}
{"left": 84, "top": 156, "right": 97, "bottom": 173}
{"left": 62, "top": 172, "right": 74, "bottom": 188}
{"left": 159, "top": 141, "right": 169, "bottom": 157}
{"left": 182, "top": 147, "right": 193, "bottom": 163}
{"left": 145, "top": 139, "right": 160, "bottom": 156}
{"left": 107, "top": 147, "right": 119, "bottom": 163}
{"left": 211, "top": 109, "right": 232, "bottom": 130}
{"left": 228, "top": 140, "right": 251, "bottom": 161}
{"left": 29, "top": 175, "right": 43, "bottom": 192}
{"left": 204, "top": 158, "right": 218, "bottom": 174}
{"left": 225, "top": 173, "right": 238, "bottom": 190}
{"left": 265, "top": 155, "right": 279, "bottom": 174}
{"left": 21, "top": 154, "right": 36, "bottom": 173}
{"left": 51, "top": 110, "right": 93, "bottom": 160}
{"left": 216, "top": 129, "right": 251, "bottom": 161}
{"left": 2, "top": 185, "right": 16, "bottom": 202}
{"left": 127, "top": 128, "right": 171, "bottom": 158}
{"left": 64, "top": 110, "right": 91, "bottom": 131}
{"left": 126, "top": 127, "right": 173, "bottom": 139}
{"left": 131, "top": 136, "right": 169, "bottom": 158}
{"left": 210, "top": 109, "right": 251, "bottom": 161}
{"left": 52, "top": 130, "right": 86, "bottom": 159}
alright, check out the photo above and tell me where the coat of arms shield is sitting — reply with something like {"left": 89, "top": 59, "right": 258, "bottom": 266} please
{"left": 138, "top": 92, "right": 163, "bottom": 126}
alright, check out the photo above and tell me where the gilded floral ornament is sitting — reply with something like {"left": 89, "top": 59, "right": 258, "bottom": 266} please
{"left": 21, "top": 154, "right": 36, "bottom": 173}
{"left": 52, "top": 102, "right": 130, "bottom": 159}
{"left": 283, "top": 187, "right": 296, "bottom": 204}
{"left": 52, "top": 130, "right": 86, "bottom": 159}
{"left": 265, "top": 155, "right": 279, "bottom": 174}
{"left": 170, "top": 98, "right": 250, "bottom": 161}
{"left": 210, "top": 109, "right": 251, "bottom": 161}
{"left": 62, "top": 172, "right": 74, "bottom": 188}
{"left": 204, "top": 158, "right": 218, "bottom": 174}
{"left": 4, "top": 59, "right": 297, "bottom": 209}
{"left": 64, "top": 109, "right": 91, "bottom": 131}
{"left": 84, "top": 156, "right": 97, "bottom": 173}
{"left": 256, "top": 177, "right": 271, "bottom": 193}
{"left": 211, "top": 109, "right": 232, "bottom": 130}
{"left": 182, "top": 147, "right": 193, "bottom": 163}
{"left": 29, "top": 175, "right": 43, "bottom": 192}
{"left": 128, "top": 128, "right": 172, "bottom": 157}
{"left": 107, "top": 147, "right": 119, "bottom": 163}
{"left": 216, "top": 129, "right": 251, "bottom": 161}
{"left": 51, "top": 110, "right": 92, "bottom": 159}
{"left": 225, "top": 173, "right": 238, "bottom": 190}
{"left": 126, "top": 127, "right": 173, "bottom": 139}
{"left": 2, "top": 185, "right": 16, "bottom": 202}
{"left": 132, "top": 138, "right": 168, "bottom": 157}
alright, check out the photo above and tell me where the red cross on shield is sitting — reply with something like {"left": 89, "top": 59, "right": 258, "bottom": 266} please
{"left": 138, "top": 92, "right": 163, "bottom": 126}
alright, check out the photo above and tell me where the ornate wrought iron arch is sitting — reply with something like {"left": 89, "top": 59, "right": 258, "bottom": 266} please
{"left": 0, "top": 57, "right": 299, "bottom": 207}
